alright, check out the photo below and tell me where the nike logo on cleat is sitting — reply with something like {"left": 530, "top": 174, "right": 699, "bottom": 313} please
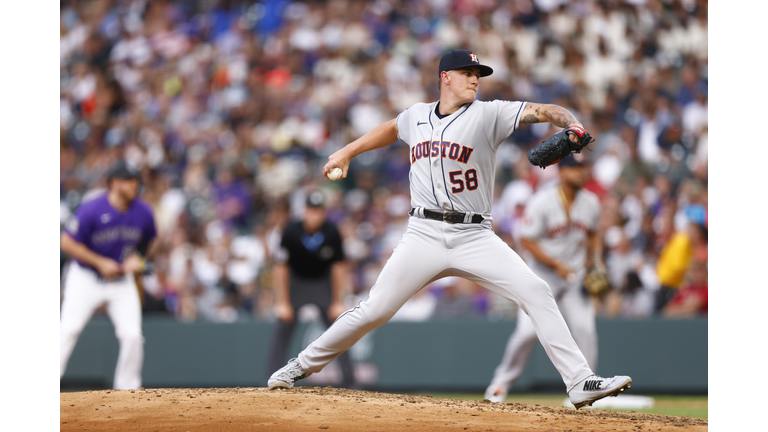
{"left": 417, "top": 121, "right": 428, "bottom": 126}
{"left": 583, "top": 380, "right": 602, "bottom": 391}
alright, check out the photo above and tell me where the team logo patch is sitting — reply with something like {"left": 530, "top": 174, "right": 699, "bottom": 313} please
{"left": 101, "top": 213, "right": 111, "bottom": 223}
{"left": 301, "top": 232, "right": 325, "bottom": 252}
{"left": 469, "top": 53, "right": 478, "bottom": 63}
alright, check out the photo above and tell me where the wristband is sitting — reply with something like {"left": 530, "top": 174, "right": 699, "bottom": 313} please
{"left": 565, "top": 125, "right": 587, "bottom": 138}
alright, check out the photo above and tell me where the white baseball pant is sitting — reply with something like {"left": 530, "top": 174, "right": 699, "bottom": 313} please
{"left": 297, "top": 217, "right": 594, "bottom": 392}
{"left": 60, "top": 261, "right": 144, "bottom": 390}
{"left": 488, "top": 263, "right": 597, "bottom": 391}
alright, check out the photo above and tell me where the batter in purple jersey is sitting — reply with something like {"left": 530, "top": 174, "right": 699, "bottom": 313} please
{"left": 60, "top": 161, "right": 157, "bottom": 390}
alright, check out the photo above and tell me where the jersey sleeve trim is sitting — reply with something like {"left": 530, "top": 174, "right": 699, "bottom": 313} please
{"left": 513, "top": 101, "right": 527, "bottom": 130}
{"left": 488, "top": 100, "right": 528, "bottom": 152}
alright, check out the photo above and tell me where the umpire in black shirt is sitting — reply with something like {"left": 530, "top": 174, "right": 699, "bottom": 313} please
{"left": 266, "top": 191, "right": 356, "bottom": 388}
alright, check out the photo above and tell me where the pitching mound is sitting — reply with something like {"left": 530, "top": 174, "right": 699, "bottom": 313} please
{"left": 60, "top": 387, "right": 707, "bottom": 431}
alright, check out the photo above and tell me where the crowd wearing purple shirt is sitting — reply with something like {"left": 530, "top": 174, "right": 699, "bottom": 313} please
{"left": 60, "top": 0, "right": 708, "bottom": 322}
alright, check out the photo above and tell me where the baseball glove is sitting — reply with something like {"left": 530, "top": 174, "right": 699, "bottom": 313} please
{"left": 527, "top": 125, "right": 595, "bottom": 169}
{"left": 582, "top": 263, "right": 611, "bottom": 298}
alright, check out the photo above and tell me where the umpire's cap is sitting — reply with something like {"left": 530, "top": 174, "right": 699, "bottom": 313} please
{"left": 306, "top": 191, "right": 326, "bottom": 208}
{"left": 106, "top": 160, "right": 142, "bottom": 182}
{"left": 438, "top": 49, "right": 493, "bottom": 77}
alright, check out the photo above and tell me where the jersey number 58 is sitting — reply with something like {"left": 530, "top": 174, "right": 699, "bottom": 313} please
{"left": 449, "top": 169, "right": 478, "bottom": 193}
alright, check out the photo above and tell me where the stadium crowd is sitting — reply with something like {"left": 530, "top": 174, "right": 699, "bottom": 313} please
{"left": 60, "top": 0, "right": 708, "bottom": 324}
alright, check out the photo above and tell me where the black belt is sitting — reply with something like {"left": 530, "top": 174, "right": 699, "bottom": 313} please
{"left": 409, "top": 208, "right": 484, "bottom": 224}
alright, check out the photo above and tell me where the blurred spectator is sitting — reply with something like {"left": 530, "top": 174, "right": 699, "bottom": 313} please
{"left": 654, "top": 219, "right": 707, "bottom": 313}
{"left": 390, "top": 286, "right": 438, "bottom": 322}
{"left": 212, "top": 165, "right": 253, "bottom": 233}
{"left": 614, "top": 127, "right": 655, "bottom": 195}
{"left": 432, "top": 278, "right": 486, "bottom": 320}
{"left": 663, "top": 259, "right": 708, "bottom": 318}
{"left": 167, "top": 255, "right": 205, "bottom": 322}
{"left": 600, "top": 226, "right": 656, "bottom": 318}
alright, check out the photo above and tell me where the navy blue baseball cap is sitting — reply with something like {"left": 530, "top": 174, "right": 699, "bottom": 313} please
{"left": 106, "top": 160, "right": 142, "bottom": 181}
{"left": 559, "top": 154, "right": 588, "bottom": 168}
{"left": 438, "top": 49, "right": 493, "bottom": 77}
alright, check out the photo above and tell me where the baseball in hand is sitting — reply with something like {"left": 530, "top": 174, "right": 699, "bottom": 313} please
{"left": 328, "top": 168, "right": 343, "bottom": 181}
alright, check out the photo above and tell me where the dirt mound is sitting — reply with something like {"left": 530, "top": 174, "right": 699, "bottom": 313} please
{"left": 60, "top": 387, "right": 707, "bottom": 431}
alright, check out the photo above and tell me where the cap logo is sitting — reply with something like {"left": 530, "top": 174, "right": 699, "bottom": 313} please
{"left": 469, "top": 53, "right": 478, "bottom": 63}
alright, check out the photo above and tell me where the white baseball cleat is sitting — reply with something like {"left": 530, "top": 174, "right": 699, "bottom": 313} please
{"left": 568, "top": 375, "right": 632, "bottom": 409}
{"left": 267, "top": 358, "right": 312, "bottom": 390}
{"left": 484, "top": 384, "right": 507, "bottom": 403}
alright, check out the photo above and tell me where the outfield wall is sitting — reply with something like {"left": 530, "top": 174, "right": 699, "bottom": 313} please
{"left": 61, "top": 316, "right": 707, "bottom": 394}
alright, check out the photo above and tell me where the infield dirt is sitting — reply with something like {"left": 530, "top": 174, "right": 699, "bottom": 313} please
{"left": 60, "top": 387, "right": 707, "bottom": 431}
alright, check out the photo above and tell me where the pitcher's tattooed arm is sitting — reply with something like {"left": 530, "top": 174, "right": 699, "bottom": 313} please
{"left": 519, "top": 103, "right": 582, "bottom": 128}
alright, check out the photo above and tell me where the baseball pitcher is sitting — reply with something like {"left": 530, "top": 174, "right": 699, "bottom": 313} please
{"left": 267, "top": 49, "right": 631, "bottom": 409}
{"left": 60, "top": 161, "right": 157, "bottom": 390}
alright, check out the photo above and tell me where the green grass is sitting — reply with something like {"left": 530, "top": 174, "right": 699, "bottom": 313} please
{"left": 405, "top": 392, "right": 708, "bottom": 419}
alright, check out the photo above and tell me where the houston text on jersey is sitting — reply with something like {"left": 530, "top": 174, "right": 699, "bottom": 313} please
{"left": 411, "top": 141, "right": 474, "bottom": 164}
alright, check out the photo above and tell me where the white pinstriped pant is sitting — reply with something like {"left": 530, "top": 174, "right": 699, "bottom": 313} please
{"left": 298, "top": 216, "right": 594, "bottom": 392}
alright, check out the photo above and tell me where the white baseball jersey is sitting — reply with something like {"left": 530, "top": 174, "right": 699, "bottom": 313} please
{"left": 396, "top": 100, "right": 527, "bottom": 220}
{"left": 520, "top": 186, "right": 601, "bottom": 272}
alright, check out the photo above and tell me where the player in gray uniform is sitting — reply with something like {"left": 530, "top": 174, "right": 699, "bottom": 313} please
{"left": 268, "top": 49, "right": 631, "bottom": 408}
{"left": 60, "top": 161, "right": 157, "bottom": 390}
{"left": 485, "top": 155, "right": 602, "bottom": 403}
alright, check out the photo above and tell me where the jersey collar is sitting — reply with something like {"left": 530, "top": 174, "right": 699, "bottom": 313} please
{"left": 433, "top": 101, "right": 473, "bottom": 121}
